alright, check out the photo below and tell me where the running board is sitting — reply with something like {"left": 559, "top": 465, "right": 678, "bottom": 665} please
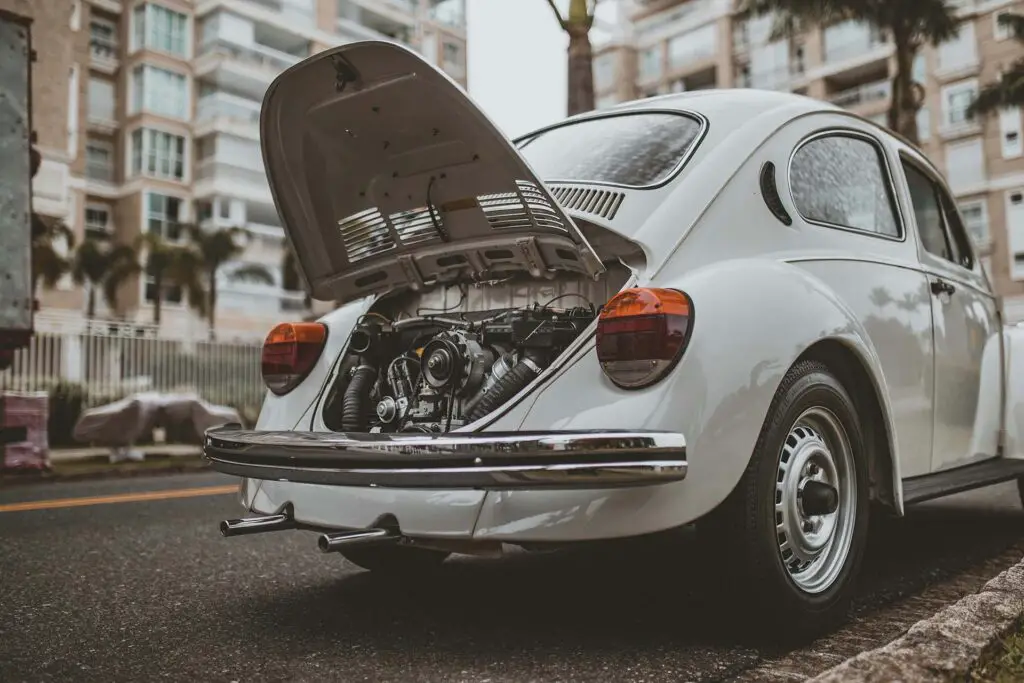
{"left": 902, "top": 457, "right": 1024, "bottom": 505}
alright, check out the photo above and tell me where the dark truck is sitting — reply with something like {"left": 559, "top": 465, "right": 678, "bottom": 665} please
{"left": 0, "top": 9, "right": 35, "bottom": 445}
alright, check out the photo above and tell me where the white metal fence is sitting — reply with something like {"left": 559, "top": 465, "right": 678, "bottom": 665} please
{"left": 0, "top": 314, "right": 266, "bottom": 413}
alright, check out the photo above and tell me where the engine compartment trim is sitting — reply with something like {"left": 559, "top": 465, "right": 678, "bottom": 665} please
{"left": 203, "top": 427, "right": 687, "bottom": 490}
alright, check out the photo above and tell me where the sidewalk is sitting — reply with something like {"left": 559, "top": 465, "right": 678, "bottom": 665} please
{"left": 49, "top": 443, "right": 202, "bottom": 462}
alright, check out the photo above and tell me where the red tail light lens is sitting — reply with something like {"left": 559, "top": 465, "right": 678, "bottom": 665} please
{"left": 596, "top": 288, "right": 693, "bottom": 389}
{"left": 261, "top": 322, "right": 328, "bottom": 395}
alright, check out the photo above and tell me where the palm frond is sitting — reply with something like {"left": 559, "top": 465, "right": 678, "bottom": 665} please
{"left": 903, "top": 0, "right": 961, "bottom": 46}
{"left": 998, "top": 12, "right": 1024, "bottom": 42}
{"left": 32, "top": 244, "right": 70, "bottom": 289}
{"left": 968, "top": 61, "right": 1024, "bottom": 116}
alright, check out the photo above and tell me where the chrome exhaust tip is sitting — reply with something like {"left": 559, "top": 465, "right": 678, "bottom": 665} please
{"left": 317, "top": 528, "right": 400, "bottom": 554}
{"left": 220, "top": 512, "right": 295, "bottom": 537}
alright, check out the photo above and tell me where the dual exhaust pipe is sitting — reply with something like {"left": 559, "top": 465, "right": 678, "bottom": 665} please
{"left": 220, "top": 510, "right": 400, "bottom": 553}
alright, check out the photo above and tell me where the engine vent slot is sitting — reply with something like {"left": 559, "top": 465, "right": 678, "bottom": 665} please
{"left": 390, "top": 206, "right": 443, "bottom": 246}
{"left": 548, "top": 184, "right": 626, "bottom": 220}
{"left": 478, "top": 180, "right": 567, "bottom": 234}
{"left": 338, "top": 208, "right": 396, "bottom": 262}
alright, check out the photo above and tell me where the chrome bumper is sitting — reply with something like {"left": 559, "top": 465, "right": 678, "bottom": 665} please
{"left": 203, "top": 426, "right": 687, "bottom": 490}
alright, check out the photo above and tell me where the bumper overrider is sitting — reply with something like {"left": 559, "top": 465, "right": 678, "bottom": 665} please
{"left": 203, "top": 426, "right": 688, "bottom": 490}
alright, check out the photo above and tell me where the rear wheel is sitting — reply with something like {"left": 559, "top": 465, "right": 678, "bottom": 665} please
{"left": 701, "top": 360, "right": 870, "bottom": 639}
{"left": 339, "top": 544, "right": 450, "bottom": 575}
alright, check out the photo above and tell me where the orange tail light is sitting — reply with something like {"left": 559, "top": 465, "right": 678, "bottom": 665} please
{"left": 596, "top": 288, "right": 694, "bottom": 389}
{"left": 261, "top": 322, "right": 328, "bottom": 395}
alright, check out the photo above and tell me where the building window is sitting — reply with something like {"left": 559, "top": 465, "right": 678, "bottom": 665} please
{"left": 144, "top": 192, "right": 186, "bottom": 304}
{"left": 1000, "top": 107, "right": 1023, "bottom": 159}
{"left": 594, "top": 53, "right": 616, "bottom": 92}
{"left": 130, "top": 128, "right": 187, "bottom": 181}
{"left": 68, "top": 65, "right": 79, "bottom": 159}
{"left": 132, "top": 3, "right": 189, "bottom": 57}
{"left": 824, "top": 20, "right": 885, "bottom": 63}
{"left": 668, "top": 24, "right": 716, "bottom": 69}
{"left": 86, "top": 142, "right": 114, "bottom": 182}
{"left": 941, "top": 79, "right": 979, "bottom": 127}
{"left": 918, "top": 107, "right": 931, "bottom": 141}
{"left": 85, "top": 205, "right": 112, "bottom": 239}
{"left": 89, "top": 18, "right": 118, "bottom": 60}
{"left": 996, "top": 11, "right": 1013, "bottom": 41}
{"left": 131, "top": 65, "right": 188, "bottom": 119}
{"left": 87, "top": 78, "right": 115, "bottom": 122}
{"left": 945, "top": 137, "right": 985, "bottom": 193}
{"left": 1007, "top": 191, "right": 1024, "bottom": 279}
{"left": 913, "top": 53, "right": 926, "bottom": 85}
{"left": 937, "top": 20, "right": 977, "bottom": 72}
{"left": 639, "top": 45, "right": 661, "bottom": 82}
{"left": 958, "top": 199, "right": 989, "bottom": 247}
{"left": 789, "top": 134, "right": 900, "bottom": 238}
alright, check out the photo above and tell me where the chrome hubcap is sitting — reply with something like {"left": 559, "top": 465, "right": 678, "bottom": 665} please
{"left": 775, "top": 406, "right": 856, "bottom": 595}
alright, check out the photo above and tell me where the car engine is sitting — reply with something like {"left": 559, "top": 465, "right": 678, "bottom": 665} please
{"left": 326, "top": 303, "right": 597, "bottom": 434}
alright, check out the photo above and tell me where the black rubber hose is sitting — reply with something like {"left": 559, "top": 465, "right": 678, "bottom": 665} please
{"left": 341, "top": 362, "right": 377, "bottom": 432}
{"left": 465, "top": 352, "right": 544, "bottom": 423}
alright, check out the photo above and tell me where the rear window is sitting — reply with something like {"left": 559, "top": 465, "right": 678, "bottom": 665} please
{"left": 516, "top": 112, "right": 704, "bottom": 188}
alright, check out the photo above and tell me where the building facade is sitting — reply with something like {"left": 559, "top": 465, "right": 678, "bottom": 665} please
{"left": 595, "top": 0, "right": 1024, "bottom": 319}
{"left": 4, "top": 0, "right": 467, "bottom": 342}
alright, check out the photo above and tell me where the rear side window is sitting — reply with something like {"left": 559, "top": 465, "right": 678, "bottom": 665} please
{"left": 790, "top": 134, "right": 901, "bottom": 238}
{"left": 517, "top": 112, "right": 703, "bottom": 187}
{"left": 902, "top": 160, "right": 975, "bottom": 270}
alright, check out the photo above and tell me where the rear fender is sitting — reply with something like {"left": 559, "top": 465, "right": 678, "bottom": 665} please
{"left": 1001, "top": 324, "right": 1024, "bottom": 459}
{"left": 487, "top": 259, "right": 900, "bottom": 539}
{"left": 255, "top": 297, "right": 373, "bottom": 432}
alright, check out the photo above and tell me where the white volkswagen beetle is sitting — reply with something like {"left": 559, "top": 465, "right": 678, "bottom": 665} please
{"left": 206, "top": 41, "right": 1024, "bottom": 636}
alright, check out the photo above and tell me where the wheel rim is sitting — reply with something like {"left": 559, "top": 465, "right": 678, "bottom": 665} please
{"left": 775, "top": 406, "right": 857, "bottom": 595}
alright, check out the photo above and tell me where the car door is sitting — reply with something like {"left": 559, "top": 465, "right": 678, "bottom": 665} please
{"left": 897, "top": 154, "right": 1001, "bottom": 473}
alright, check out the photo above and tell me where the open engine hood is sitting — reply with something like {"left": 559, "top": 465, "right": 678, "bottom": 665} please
{"left": 261, "top": 41, "right": 606, "bottom": 305}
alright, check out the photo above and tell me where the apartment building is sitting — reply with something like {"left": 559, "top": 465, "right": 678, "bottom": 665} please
{"left": 8, "top": 0, "right": 467, "bottom": 342}
{"left": 595, "top": 0, "right": 1024, "bottom": 319}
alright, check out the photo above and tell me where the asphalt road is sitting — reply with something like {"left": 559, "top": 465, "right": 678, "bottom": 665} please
{"left": 2, "top": 472, "right": 1024, "bottom": 683}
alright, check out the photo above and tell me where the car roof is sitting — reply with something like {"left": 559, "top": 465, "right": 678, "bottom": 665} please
{"left": 562, "top": 89, "right": 916, "bottom": 150}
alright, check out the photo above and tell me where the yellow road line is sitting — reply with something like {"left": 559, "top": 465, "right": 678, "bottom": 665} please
{"left": 0, "top": 484, "right": 237, "bottom": 513}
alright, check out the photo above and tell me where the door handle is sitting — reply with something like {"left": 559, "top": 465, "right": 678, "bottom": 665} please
{"left": 930, "top": 279, "right": 956, "bottom": 296}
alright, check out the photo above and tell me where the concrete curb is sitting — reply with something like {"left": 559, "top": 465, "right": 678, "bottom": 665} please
{"left": 808, "top": 558, "right": 1024, "bottom": 682}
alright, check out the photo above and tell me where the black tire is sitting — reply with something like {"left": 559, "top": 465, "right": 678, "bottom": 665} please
{"left": 340, "top": 544, "right": 450, "bottom": 575}
{"left": 700, "top": 360, "right": 870, "bottom": 641}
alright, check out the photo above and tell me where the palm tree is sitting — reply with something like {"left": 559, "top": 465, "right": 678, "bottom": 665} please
{"left": 31, "top": 215, "right": 74, "bottom": 296}
{"left": 746, "top": 0, "right": 960, "bottom": 144}
{"left": 186, "top": 225, "right": 274, "bottom": 339}
{"left": 544, "top": 0, "right": 599, "bottom": 116}
{"left": 138, "top": 232, "right": 205, "bottom": 327}
{"left": 71, "top": 237, "right": 140, "bottom": 319}
{"left": 968, "top": 13, "right": 1024, "bottom": 117}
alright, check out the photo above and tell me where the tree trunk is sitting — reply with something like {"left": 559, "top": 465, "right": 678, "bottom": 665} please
{"left": 207, "top": 269, "right": 217, "bottom": 342}
{"left": 86, "top": 286, "right": 96, "bottom": 319}
{"left": 566, "top": 24, "right": 595, "bottom": 116}
{"left": 888, "top": 33, "right": 920, "bottom": 145}
{"left": 153, "top": 271, "right": 163, "bottom": 326}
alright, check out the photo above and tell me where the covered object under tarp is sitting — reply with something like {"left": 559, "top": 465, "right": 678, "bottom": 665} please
{"left": 72, "top": 392, "right": 242, "bottom": 447}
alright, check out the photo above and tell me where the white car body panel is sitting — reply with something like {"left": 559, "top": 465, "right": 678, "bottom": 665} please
{"left": 228, "top": 43, "right": 1019, "bottom": 544}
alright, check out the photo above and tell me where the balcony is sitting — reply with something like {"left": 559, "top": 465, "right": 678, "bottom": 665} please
{"left": 195, "top": 92, "right": 262, "bottom": 139}
{"left": 736, "top": 60, "right": 805, "bottom": 90}
{"left": 829, "top": 79, "right": 891, "bottom": 109}
{"left": 240, "top": 0, "right": 315, "bottom": 27}
{"left": 195, "top": 38, "right": 304, "bottom": 101}
{"left": 816, "top": 27, "right": 891, "bottom": 82}
{"left": 89, "top": 36, "right": 119, "bottom": 74}
{"left": 430, "top": 0, "right": 466, "bottom": 32}
{"left": 194, "top": 158, "right": 273, "bottom": 206}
